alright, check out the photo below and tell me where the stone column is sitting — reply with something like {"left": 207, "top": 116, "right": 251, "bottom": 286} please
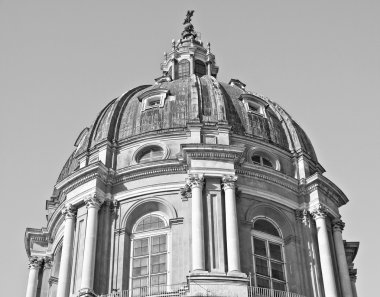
{"left": 26, "top": 256, "right": 43, "bottom": 297}
{"left": 79, "top": 194, "right": 104, "bottom": 296}
{"left": 222, "top": 175, "right": 241, "bottom": 273}
{"left": 349, "top": 269, "right": 358, "bottom": 297}
{"left": 187, "top": 174, "right": 205, "bottom": 272}
{"left": 332, "top": 219, "right": 353, "bottom": 297}
{"left": 311, "top": 206, "right": 338, "bottom": 297}
{"left": 41, "top": 256, "right": 53, "bottom": 297}
{"left": 57, "top": 204, "right": 77, "bottom": 297}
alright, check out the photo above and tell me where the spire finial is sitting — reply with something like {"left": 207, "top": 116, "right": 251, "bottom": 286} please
{"left": 182, "top": 10, "right": 197, "bottom": 40}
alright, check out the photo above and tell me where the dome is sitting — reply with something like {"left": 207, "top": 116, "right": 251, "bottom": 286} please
{"left": 57, "top": 76, "right": 319, "bottom": 183}
{"left": 25, "top": 11, "right": 357, "bottom": 297}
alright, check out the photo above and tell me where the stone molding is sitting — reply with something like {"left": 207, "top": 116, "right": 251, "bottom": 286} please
{"left": 310, "top": 204, "right": 328, "bottom": 220}
{"left": 84, "top": 194, "right": 104, "bottom": 210}
{"left": 332, "top": 219, "right": 345, "bottom": 232}
{"left": 222, "top": 175, "right": 237, "bottom": 190}
{"left": 48, "top": 276, "right": 58, "bottom": 285}
{"left": 186, "top": 174, "right": 204, "bottom": 189}
{"left": 28, "top": 256, "right": 43, "bottom": 270}
{"left": 61, "top": 204, "right": 77, "bottom": 219}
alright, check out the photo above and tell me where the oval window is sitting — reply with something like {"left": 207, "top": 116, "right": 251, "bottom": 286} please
{"left": 137, "top": 146, "right": 164, "bottom": 163}
{"left": 251, "top": 155, "right": 274, "bottom": 168}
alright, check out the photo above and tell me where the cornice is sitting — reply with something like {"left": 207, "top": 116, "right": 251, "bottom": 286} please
{"left": 24, "top": 228, "right": 50, "bottom": 257}
{"left": 180, "top": 143, "right": 246, "bottom": 165}
{"left": 305, "top": 173, "right": 349, "bottom": 207}
{"left": 114, "top": 162, "right": 186, "bottom": 185}
{"left": 236, "top": 167, "right": 298, "bottom": 193}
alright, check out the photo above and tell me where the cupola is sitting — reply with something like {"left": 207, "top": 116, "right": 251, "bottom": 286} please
{"left": 159, "top": 10, "right": 219, "bottom": 82}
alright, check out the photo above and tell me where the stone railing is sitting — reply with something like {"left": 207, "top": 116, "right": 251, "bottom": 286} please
{"left": 248, "top": 287, "right": 306, "bottom": 297}
{"left": 98, "top": 283, "right": 189, "bottom": 297}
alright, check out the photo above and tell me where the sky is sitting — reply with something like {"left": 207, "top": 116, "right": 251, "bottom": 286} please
{"left": 0, "top": 1, "right": 379, "bottom": 296}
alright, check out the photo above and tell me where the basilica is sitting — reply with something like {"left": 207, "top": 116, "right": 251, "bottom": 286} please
{"left": 24, "top": 12, "right": 359, "bottom": 297}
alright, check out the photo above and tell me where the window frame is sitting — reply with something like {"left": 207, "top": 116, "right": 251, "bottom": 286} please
{"left": 129, "top": 213, "right": 171, "bottom": 295}
{"left": 251, "top": 218, "right": 288, "bottom": 292}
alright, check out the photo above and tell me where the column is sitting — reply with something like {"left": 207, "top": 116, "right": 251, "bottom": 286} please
{"left": 311, "top": 205, "right": 338, "bottom": 297}
{"left": 41, "top": 256, "right": 53, "bottom": 297}
{"left": 57, "top": 204, "right": 77, "bottom": 297}
{"left": 332, "top": 219, "right": 353, "bottom": 297}
{"left": 79, "top": 194, "right": 104, "bottom": 296}
{"left": 26, "top": 257, "right": 43, "bottom": 297}
{"left": 187, "top": 174, "right": 205, "bottom": 272}
{"left": 349, "top": 269, "right": 358, "bottom": 297}
{"left": 222, "top": 175, "right": 241, "bottom": 273}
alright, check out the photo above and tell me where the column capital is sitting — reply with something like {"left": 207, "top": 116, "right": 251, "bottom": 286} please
{"left": 43, "top": 256, "right": 53, "bottom": 270}
{"left": 84, "top": 193, "right": 104, "bottom": 210}
{"left": 62, "top": 203, "right": 77, "bottom": 219}
{"left": 28, "top": 256, "right": 43, "bottom": 270}
{"left": 186, "top": 174, "right": 204, "bottom": 189}
{"left": 295, "top": 208, "right": 310, "bottom": 225}
{"left": 349, "top": 268, "right": 357, "bottom": 281}
{"left": 332, "top": 218, "right": 345, "bottom": 232}
{"left": 311, "top": 204, "right": 328, "bottom": 220}
{"left": 222, "top": 175, "right": 238, "bottom": 190}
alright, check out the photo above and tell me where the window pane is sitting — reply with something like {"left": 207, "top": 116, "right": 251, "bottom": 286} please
{"left": 151, "top": 254, "right": 167, "bottom": 274}
{"left": 132, "top": 257, "right": 149, "bottom": 276}
{"left": 151, "top": 235, "right": 167, "bottom": 254}
{"left": 253, "top": 238, "right": 267, "bottom": 256}
{"left": 256, "top": 276, "right": 270, "bottom": 288}
{"left": 132, "top": 277, "right": 148, "bottom": 297}
{"left": 134, "top": 239, "right": 149, "bottom": 256}
{"left": 251, "top": 155, "right": 261, "bottom": 164}
{"left": 272, "top": 281, "right": 286, "bottom": 291}
{"left": 195, "top": 60, "right": 206, "bottom": 76}
{"left": 178, "top": 60, "right": 190, "bottom": 79}
{"left": 254, "top": 220, "right": 280, "bottom": 237}
{"left": 255, "top": 256, "right": 269, "bottom": 276}
{"left": 269, "top": 243, "right": 282, "bottom": 261}
{"left": 263, "top": 158, "right": 273, "bottom": 168}
{"left": 135, "top": 215, "right": 166, "bottom": 232}
{"left": 271, "top": 261, "right": 285, "bottom": 281}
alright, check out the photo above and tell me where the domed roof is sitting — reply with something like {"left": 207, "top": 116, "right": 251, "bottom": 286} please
{"left": 57, "top": 13, "right": 319, "bottom": 183}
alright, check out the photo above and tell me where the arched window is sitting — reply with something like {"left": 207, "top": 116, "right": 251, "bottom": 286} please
{"left": 251, "top": 155, "right": 274, "bottom": 169}
{"left": 136, "top": 146, "right": 164, "bottom": 163}
{"left": 130, "top": 214, "right": 169, "bottom": 296}
{"left": 178, "top": 60, "right": 190, "bottom": 79}
{"left": 251, "top": 218, "right": 287, "bottom": 291}
{"left": 194, "top": 60, "right": 206, "bottom": 77}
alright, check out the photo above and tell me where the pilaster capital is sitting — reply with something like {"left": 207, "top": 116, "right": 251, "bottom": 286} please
{"left": 84, "top": 193, "right": 104, "bottom": 210}
{"left": 310, "top": 204, "right": 328, "bottom": 220}
{"left": 186, "top": 174, "right": 204, "bottom": 189}
{"left": 332, "top": 219, "right": 345, "bottom": 232}
{"left": 62, "top": 203, "right": 77, "bottom": 219}
{"left": 349, "top": 268, "right": 357, "bottom": 281}
{"left": 43, "top": 256, "right": 53, "bottom": 270}
{"left": 222, "top": 175, "right": 238, "bottom": 190}
{"left": 295, "top": 209, "right": 310, "bottom": 225}
{"left": 28, "top": 256, "right": 43, "bottom": 270}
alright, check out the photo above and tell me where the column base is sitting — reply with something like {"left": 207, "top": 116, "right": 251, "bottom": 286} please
{"left": 78, "top": 288, "right": 96, "bottom": 297}
{"left": 227, "top": 270, "right": 247, "bottom": 278}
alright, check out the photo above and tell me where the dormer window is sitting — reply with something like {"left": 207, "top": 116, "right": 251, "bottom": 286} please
{"left": 239, "top": 94, "right": 268, "bottom": 117}
{"left": 138, "top": 88, "right": 169, "bottom": 112}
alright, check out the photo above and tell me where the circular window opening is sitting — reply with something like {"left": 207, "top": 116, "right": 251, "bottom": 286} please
{"left": 137, "top": 146, "right": 164, "bottom": 163}
{"left": 251, "top": 155, "right": 274, "bottom": 169}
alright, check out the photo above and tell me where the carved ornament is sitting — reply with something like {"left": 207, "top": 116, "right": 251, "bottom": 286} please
{"left": 43, "top": 256, "right": 53, "bottom": 270}
{"left": 311, "top": 204, "right": 328, "bottom": 220}
{"left": 186, "top": 174, "right": 204, "bottom": 189}
{"left": 84, "top": 194, "right": 104, "bottom": 209}
{"left": 295, "top": 209, "right": 310, "bottom": 225}
{"left": 61, "top": 204, "right": 77, "bottom": 219}
{"left": 222, "top": 175, "right": 238, "bottom": 190}
{"left": 28, "top": 256, "right": 43, "bottom": 270}
{"left": 180, "top": 183, "right": 192, "bottom": 201}
{"left": 332, "top": 219, "right": 345, "bottom": 232}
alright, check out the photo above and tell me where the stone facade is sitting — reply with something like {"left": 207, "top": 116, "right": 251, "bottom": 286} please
{"left": 24, "top": 12, "right": 359, "bottom": 297}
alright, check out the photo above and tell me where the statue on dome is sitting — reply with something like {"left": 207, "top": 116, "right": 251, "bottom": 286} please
{"left": 182, "top": 10, "right": 197, "bottom": 40}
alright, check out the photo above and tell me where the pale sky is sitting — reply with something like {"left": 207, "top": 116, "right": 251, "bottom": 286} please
{"left": 1, "top": 1, "right": 379, "bottom": 296}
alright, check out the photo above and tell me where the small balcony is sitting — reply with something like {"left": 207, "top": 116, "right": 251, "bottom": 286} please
{"left": 248, "top": 287, "right": 306, "bottom": 297}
